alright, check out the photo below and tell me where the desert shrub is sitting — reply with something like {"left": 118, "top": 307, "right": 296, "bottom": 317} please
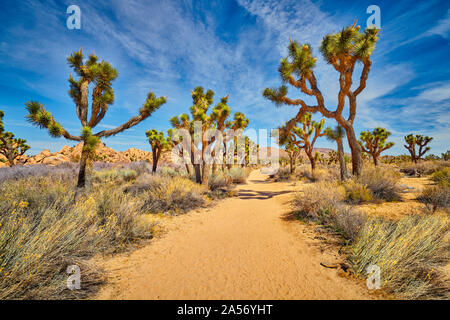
{"left": 292, "top": 181, "right": 366, "bottom": 241}
{"left": 431, "top": 167, "right": 450, "bottom": 187}
{"left": 208, "top": 172, "right": 232, "bottom": 191}
{"left": 274, "top": 167, "right": 292, "bottom": 181}
{"left": 92, "top": 169, "right": 137, "bottom": 183}
{"left": 0, "top": 177, "right": 153, "bottom": 300}
{"left": 295, "top": 166, "right": 339, "bottom": 182}
{"left": 125, "top": 175, "right": 205, "bottom": 214}
{"left": 92, "top": 169, "right": 119, "bottom": 182}
{"left": 159, "top": 166, "right": 188, "bottom": 178}
{"left": 343, "top": 180, "right": 373, "bottom": 204}
{"left": 119, "top": 169, "right": 138, "bottom": 182}
{"left": 329, "top": 206, "right": 367, "bottom": 242}
{"left": 400, "top": 161, "right": 446, "bottom": 177}
{"left": 121, "top": 161, "right": 152, "bottom": 176}
{"left": 349, "top": 214, "right": 450, "bottom": 299}
{"left": 358, "top": 167, "right": 401, "bottom": 201}
{"left": 226, "top": 167, "right": 248, "bottom": 184}
{"left": 0, "top": 163, "right": 77, "bottom": 181}
{"left": 292, "top": 181, "right": 345, "bottom": 220}
{"left": 417, "top": 185, "right": 450, "bottom": 212}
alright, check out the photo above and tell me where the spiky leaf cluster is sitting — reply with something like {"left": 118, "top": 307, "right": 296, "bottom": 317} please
{"left": 25, "top": 102, "right": 65, "bottom": 138}
{"left": 325, "top": 125, "right": 346, "bottom": 142}
{"left": 359, "top": 127, "right": 394, "bottom": 153}
{"left": 146, "top": 129, "right": 168, "bottom": 149}
{"left": 80, "top": 126, "right": 100, "bottom": 154}
{"left": 280, "top": 42, "right": 316, "bottom": 81}
{"left": 320, "top": 23, "right": 379, "bottom": 64}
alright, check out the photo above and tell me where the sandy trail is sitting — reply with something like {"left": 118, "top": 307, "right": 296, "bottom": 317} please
{"left": 96, "top": 170, "right": 371, "bottom": 300}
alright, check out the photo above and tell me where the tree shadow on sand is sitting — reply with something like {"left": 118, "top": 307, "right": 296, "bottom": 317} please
{"left": 237, "top": 189, "right": 292, "bottom": 200}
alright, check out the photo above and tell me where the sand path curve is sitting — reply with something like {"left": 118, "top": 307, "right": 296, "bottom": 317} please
{"left": 96, "top": 170, "right": 371, "bottom": 299}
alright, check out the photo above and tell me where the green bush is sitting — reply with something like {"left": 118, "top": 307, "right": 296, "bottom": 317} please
{"left": 343, "top": 180, "right": 373, "bottom": 204}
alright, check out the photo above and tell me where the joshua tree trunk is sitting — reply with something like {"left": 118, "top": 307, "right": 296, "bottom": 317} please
{"left": 201, "top": 162, "right": 209, "bottom": 186}
{"left": 336, "top": 138, "right": 348, "bottom": 180}
{"left": 373, "top": 156, "right": 378, "bottom": 166}
{"left": 343, "top": 124, "right": 363, "bottom": 176}
{"left": 77, "top": 144, "right": 89, "bottom": 188}
{"left": 193, "top": 164, "right": 202, "bottom": 184}
{"left": 152, "top": 148, "right": 161, "bottom": 173}
{"left": 289, "top": 155, "right": 294, "bottom": 173}
{"left": 307, "top": 153, "right": 315, "bottom": 174}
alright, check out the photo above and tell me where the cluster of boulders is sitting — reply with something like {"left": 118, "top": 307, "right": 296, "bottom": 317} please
{"left": 0, "top": 142, "right": 166, "bottom": 167}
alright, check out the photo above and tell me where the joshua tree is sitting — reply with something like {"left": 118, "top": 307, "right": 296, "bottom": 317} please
{"left": 442, "top": 150, "right": 450, "bottom": 161}
{"left": 210, "top": 95, "right": 231, "bottom": 174}
{"left": 280, "top": 112, "right": 325, "bottom": 174}
{"left": 263, "top": 22, "right": 380, "bottom": 176}
{"left": 225, "top": 112, "right": 250, "bottom": 169}
{"left": 359, "top": 127, "right": 394, "bottom": 166}
{"left": 404, "top": 134, "right": 433, "bottom": 163}
{"left": 25, "top": 49, "right": 167, "bottom": 187}
{"left": 325, "top": 125, "right": 348, "bottom": 180}
{"left": 0, "top": 110, "right": 30, "bottom": 166}
{"left": 170, "top": 87, "right": 232, "bottom": 186}
{"left": 278, "top": 129, "right": 301, "bottom": 174}
{"left": 146, "top": 129, "right": 169, "bottom": 173}
{"left": 244, "top": 136, "right": 258, "bottom": 167}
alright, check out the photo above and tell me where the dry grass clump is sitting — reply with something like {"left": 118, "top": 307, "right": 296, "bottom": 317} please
{"left": 208, "top": 172, "right": 232, "bottom": 191}
{"left": 225, "top": 167, "right": 249, "bottom": 184}
{"left": 92, "top": 168, "right": 138, "bottom": 183}
{"left": 343, "top": 180, "right": 373, "bottom": 204}
{"left": 292, "top": 181, "right": 366, "bottom": 241}
{"left": 358, "top": 166, "right": 402, "bottom": 202}
{"left": 292, "top": 181, "right": 345, "bottom": 220}
{"left": 417, "top": 185, "right": 450, "bottom": 213}
{"left": 0, "top": 177, "right": 153, "bottom": 300}
{"left": 349, "top": 214, "right": 450, "bottom": 299}
{"left": 124, "top": 174, "right": 205, "bottom": 214}
{"left": 431, "top": 166, "right": 450, "bottom": 187}
{"left": 400, "top": 161, "right": 447, "bottom": 177}
{"left": 274, "top": 167, "right": 293, "bottom": 181}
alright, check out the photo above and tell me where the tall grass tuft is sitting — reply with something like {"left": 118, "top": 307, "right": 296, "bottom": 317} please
{"left": 358, "top": 166, "right": 402, "bottom": 202}
{"left": 349, "top": 214, "right": 450, "bottom": 299}
{"left": 124, "top": 174, "right": 205, "bottom": 214}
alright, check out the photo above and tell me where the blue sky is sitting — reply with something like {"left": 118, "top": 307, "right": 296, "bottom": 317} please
{"left": 0, "top": 0, "right": 449, "bottom": 155}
